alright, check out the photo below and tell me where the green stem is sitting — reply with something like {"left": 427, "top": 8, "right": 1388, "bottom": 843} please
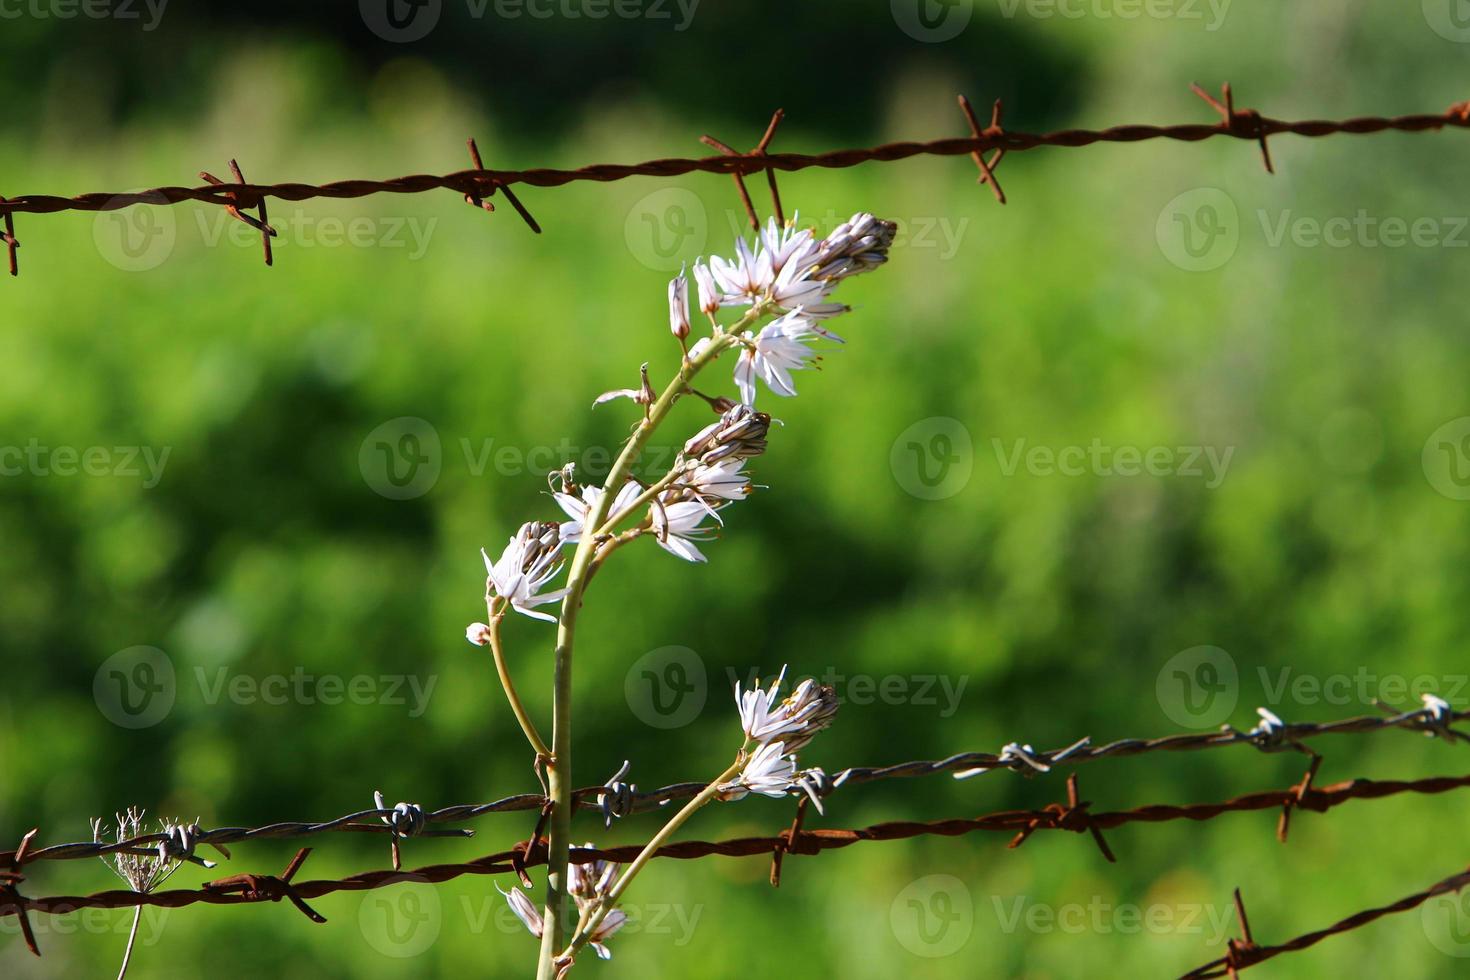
{"left": 596, "top": 465, "right": 690, "bottom": 537}
{"left": 486, "top": 605, "right": 551, "bottom": 760}
{"left": 535, "top": 309, "right": 764, "bottom": 980}
{"left": 560, "top": 753, "right": 746, "bottom": 961}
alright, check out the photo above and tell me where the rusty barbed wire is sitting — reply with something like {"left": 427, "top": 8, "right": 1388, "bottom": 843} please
{"left": 1181, "top": 867, "right": 1470, "bottom": 979}
{"left": 4, "top": 697, "right": 1462, "bottom": 871}
{"left": 1, "top": 84, "right": 1468, "bottom": 275}
{"left": 1, "top": 766, "right": 1466, "bottom": 962}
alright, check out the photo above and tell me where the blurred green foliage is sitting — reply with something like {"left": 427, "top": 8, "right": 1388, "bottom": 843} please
{"left": 2, "top": 2, "right": 1470, "bottom": 977}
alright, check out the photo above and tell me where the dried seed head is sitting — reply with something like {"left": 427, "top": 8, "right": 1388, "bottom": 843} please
{"left": 93, "top": 808, "right": 184, "bottom": 894}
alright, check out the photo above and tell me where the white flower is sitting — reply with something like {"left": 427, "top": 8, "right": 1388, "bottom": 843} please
{"left": 568, "top": 844, "right": 620, "bottom": 905}
{"left": 465, "top": 622, "right": 493, "bottom": 647}
{"left": 733, "top": 311, "right": 837, "bottom": 405}
{"left": 668, "top": 268, "right": 691, "bottom": 340}
{"left": 689, "top": 457, "right": 752, "bottom": 501}
{"left": 736, "top": 667, "right": 838, "bottom": 753}
{"left": 482, "top": 521, "right": 568, "bottom": 623}
{"left": 554, "top": 480, "right": 643, "bottom": 543}
{"left": 759, "top": 215, "right": 819, "bottom": 278}
{"left": 708, "top": 235, "right": 768, "bottom": 305}
{"left": 718, "top": 741, "right": 799, "bottom": 802}
{"left": 651, "top": 495, "right": 722, "bottom": 563}
{"left": 500, "top": 884, "right": 544, "bottom": 939}
{"left": 692, "top": 261, "right": 722, "bottom": 316}
{"left": 586, "top": 908, "right": 628, "bottom": 960}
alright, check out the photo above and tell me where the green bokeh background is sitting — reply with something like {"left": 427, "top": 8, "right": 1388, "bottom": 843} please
{"left": 3, "top": 2, "right": 1470, "bottom": 976}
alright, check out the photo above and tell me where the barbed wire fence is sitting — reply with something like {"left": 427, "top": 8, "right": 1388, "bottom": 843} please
{"left": 3, "top": 697, "right": 1468, "bottom": 976}
{"left": 5, "top": 82, "right": 1470, "bottom": 976}
{"left": 0, "top": 83, "right": 1467, "bottom": 276}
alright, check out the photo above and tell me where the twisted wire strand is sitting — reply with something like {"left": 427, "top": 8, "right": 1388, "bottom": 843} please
{"left": 0, "top": 101, "right": 1465, "bottom": 218}
{"left": 6, "top": 702, "right": 1462, "bottom": 867}
{"left": 3, "top": 770, "right": 1466, "bottom": 919}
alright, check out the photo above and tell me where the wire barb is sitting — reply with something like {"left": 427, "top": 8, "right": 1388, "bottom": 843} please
{"left": 204, "top": 847, "right": 325, "bottom": 923}
{"left": 701, "top": 108, "right": 786, "bottom": 230}
{"left": 0, "top": 197, "right": 19, "bottom": 277}
{"left": 0, "top": 829, "right": 40, "bottom": 956}
{"left": 956, "top": 95, "right": 1008, "bottom": 203}
{"left": 199, "top": 159, "right": 276, "bottom": 266}
{"left": 1191, "top": 82, "right": 1274, "bottom": 174}
{"left": 464, "top": 137, "right": 542, "bottom": 234}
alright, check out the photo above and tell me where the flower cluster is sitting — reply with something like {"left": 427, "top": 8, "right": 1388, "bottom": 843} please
{"left": 685, "top": 212, "right": 897, "bottom": 405}
{"left": 720, "top": 666, "right": 838, "bottom": 812}
{"left": 502, "top": 845, "right": 627, "bottom": 960}
{"left": 466, "top": 212, "right": 894, "bottom": 631}
{"left": 92, "top": 808, "right": 185, "bottom": 894}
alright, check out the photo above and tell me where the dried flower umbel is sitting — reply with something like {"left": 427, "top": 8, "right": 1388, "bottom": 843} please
{"left": 93, "top": 808, "right": 192, "bottom": 980}
{"left": 464, "top": 210, "right": 893, "bottom": 977}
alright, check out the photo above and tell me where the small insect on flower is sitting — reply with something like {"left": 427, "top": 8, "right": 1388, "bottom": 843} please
{"left": 482, "top": 521, "right": 569, "bottom": 623}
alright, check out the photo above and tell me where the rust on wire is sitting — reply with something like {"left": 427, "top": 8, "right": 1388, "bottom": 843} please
{"left": 0, "top": 197, "right": 19, "bottom": 276}
{"left": 1181, "top": 864, "right": 1470, "bottom": 978}
{"left": 701, "top": 108, "right": 787, "bottom": 229}
{"left": 199, "top": 159, "right": 277, "bottom": 266}
{"left": 0, "top": 829, "right": 40, "bottom": 956}
{"left": 8, "top": 770, "right": 1470, "bottom": 922}
{"left": 203, "top": 847, "right": 325, "bottom": 923}
{"left": 1191, "top": 82, "right": 1274, "bottom": 173}
{"left": 5, "top": 699, "right": 1466, "bottom": 870}
{"left": 4, "top": 88, "right": 1467, "bottom": 233}
{"left": 465, "top": 137, "right": 542, "bottom": 234}
{"left": 1007, "top": 773, "right": 1116, "bottom": 862}
{"left": 956, "top": 95, "right": 1007, "bottom": 204}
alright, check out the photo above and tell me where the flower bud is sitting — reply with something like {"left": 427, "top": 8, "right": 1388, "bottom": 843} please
{"left": 668, "top": 269, "right": 691, "bottom": 341}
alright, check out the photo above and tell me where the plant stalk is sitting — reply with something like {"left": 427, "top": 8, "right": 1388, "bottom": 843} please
{"left": 535, "top": 314, "right": 759, "bottom": 979}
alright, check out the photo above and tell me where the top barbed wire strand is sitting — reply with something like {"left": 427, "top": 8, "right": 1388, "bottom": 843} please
{"left": 6, "top": 700, "right": 1463, "bottom": 867}
{"left": 1, "top": 97, "right": 1468, "bottom": 218}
